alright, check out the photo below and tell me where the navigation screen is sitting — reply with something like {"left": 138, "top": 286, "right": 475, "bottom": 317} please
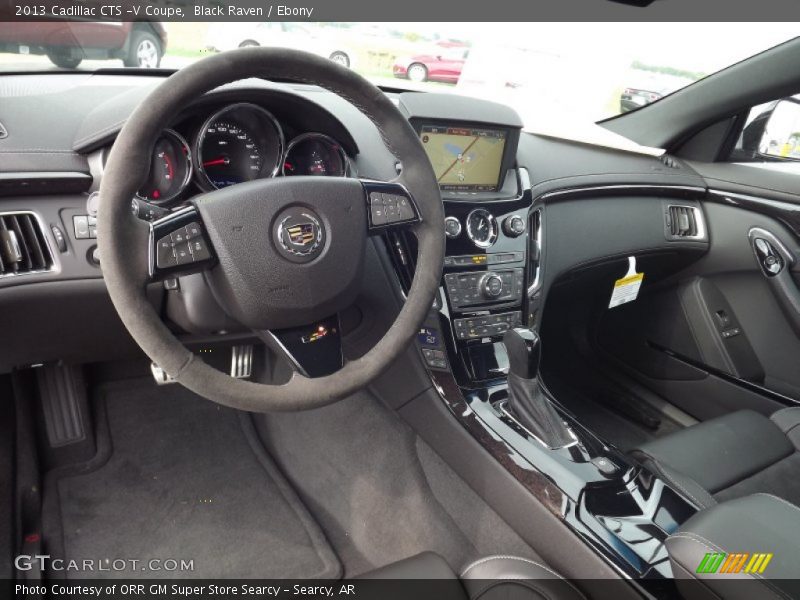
{"left": 420, "top": 125, "right": 507, "bottom": 191}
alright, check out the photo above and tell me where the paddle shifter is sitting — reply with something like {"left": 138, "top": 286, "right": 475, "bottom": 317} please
{"left": 503, "top": 328, "right": 573, "bottom": 448}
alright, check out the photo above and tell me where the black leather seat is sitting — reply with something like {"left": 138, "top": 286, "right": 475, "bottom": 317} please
{"left": 630, "top": 408, "right": 800, "bottom": 509}
{"left": 361, "top": 552, "right": 586, "bottom": 600}
{"left": 665, "top": 494, "right": 800, "bottom": 599}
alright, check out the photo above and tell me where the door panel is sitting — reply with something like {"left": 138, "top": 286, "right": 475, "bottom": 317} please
{"left": 597, "top": 198, "right": 800, "bottom": 421}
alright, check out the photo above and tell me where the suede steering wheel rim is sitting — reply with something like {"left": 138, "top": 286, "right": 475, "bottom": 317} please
{"left": 98, "top": 48, "right": 444, "bottom": 412}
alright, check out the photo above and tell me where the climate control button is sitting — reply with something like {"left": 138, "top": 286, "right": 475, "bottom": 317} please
{"left": 481, "top": 273, "right": 504, "bottom": 298}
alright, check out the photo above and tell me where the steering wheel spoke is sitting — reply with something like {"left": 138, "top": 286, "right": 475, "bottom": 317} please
{"left": 257, "top": 314, "right": 343, "bottom": 378}
{"left": 362, "top": 180, "right": 422, "bottom": 234}
{"left": 149, "top": 206, "right": 217, "bottom": 280}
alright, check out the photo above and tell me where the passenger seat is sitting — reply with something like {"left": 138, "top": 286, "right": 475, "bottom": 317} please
{"left": 630, "top": 408, "right": 800, "bottom": 508}
{"left": 361, "top": 552, "right": 586, "bottom": 599}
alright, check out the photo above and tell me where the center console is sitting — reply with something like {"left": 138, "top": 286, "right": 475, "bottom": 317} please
{"left": 384, "top": 93, "right": 700, "bottom": 595}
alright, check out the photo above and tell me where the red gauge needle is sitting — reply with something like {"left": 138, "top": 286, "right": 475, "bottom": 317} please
{"left": 203, "top": 157, "right": 229, "bottom": 167}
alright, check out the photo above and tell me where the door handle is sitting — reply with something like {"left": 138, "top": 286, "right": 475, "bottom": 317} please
{"left": 748, "top": 227, "right": 800, "bottom": 335}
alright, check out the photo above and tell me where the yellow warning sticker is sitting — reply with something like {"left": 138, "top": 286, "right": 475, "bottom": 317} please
{"left": 609, "top": 257, "right": 644, "bottom": 309}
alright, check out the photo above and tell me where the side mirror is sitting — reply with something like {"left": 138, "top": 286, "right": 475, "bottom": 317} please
{"left": 759, "top": 99, "right": 800, "bottom": 160}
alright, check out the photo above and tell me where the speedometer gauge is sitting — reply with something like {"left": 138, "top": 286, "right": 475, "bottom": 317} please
{"left": 283, "top": 133, "right": 347, "bottom": 177}
{"left": 196, "top": 103, "right": 284, "bottom": 189}
{"left": 137, "top": 129, "right": 191, "bottom": 203}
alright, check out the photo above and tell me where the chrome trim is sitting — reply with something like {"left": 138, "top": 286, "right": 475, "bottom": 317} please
{"left": 195, "top": 102, "right": 285, "bottom": 191}
{"left": 136, "top": 128, "right": 194, "bottom": 204}
{"left": 527, "top": 208, "right": 543, "bottom": 295}
{"left": 665, "top": 204, "right": 707, "bottom": 240}
{"left": 150, "top": 362, "right": 176, "bottom": 385}
{"left": 87, "top": 148, "right": 106, "bottom": 194}
{"left": 465, "top": 208, "right": 498, "bottom": 249}
{"left": 748, "top": 227, "right": 795, "bottom": 267}
{"left": 276, "top": 212, "right": 323, "bottom": 256}
{"left": 0, "top": 171, "right": 92, "bottom": 182}
{"left": 517, "top": 166, "right": 532, "bottom": 192}
{"left": 230, "top": 345, "right": 254, "bottom": 379}
{"left": 444, "top": 216, "right": 462, "bottom": 239}
{"left": 0, "top": 210, "right": 57, "bottom": 279}
{"left": 282, "top": 132, "right": 348, "bottom": 177}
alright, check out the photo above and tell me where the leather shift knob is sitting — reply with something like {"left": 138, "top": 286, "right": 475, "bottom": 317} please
{"left": 502, "top": 327, "right": 573, "bottom": 448}
{"left": 504, "top": 328, "right": 541, "bottom": 380}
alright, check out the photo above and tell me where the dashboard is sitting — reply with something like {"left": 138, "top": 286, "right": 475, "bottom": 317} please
{"left": 0, "top": 72, "right": 711, "bottom": 374}
{"left": 134, "top": 101, "right": 352, "bottom": 207}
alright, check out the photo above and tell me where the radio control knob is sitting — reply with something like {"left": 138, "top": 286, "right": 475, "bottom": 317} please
{"left": 481, "top": 273, "right": 504, "bottom": 298}
{"left": 444, "top": 216, "right": 462, "bottom": 239}
{"left": 503, "top": 215, "right": 526, "bottom": 237}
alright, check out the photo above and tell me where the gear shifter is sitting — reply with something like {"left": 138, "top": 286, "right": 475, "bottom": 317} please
{"left": 503, "top": 328, "right": 573, "bottom": 448}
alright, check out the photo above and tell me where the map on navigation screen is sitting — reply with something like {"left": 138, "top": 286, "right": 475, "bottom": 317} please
{"left": 420, "top": 125, "right": 507, "bottom": 191}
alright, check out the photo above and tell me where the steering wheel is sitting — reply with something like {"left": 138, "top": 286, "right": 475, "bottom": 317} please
{"left": 98, "top": 48, "right": 444, "bottom": 412}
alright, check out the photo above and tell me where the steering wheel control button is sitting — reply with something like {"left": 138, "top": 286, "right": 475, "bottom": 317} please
{"left": 274, "top": 208, "right": 325, "bottom": 263}
{"left": 444, "top": 216, "right": 462, "bottom": 239}
{"left": 156, "top": 237, "right": 177, "bottom": 268}
{"left": 503, "top": 214, "right": 526, "bottom": 237}
{"left": 150, "top": 208, "right": 216, "bottom": 277}
{"left": 370, "top": 194, "right": 387, "bottom": 226}
{"left": 170, "top": 229, "right": 187, "bottom": 245}
{"left": 188, "top": 237, "right": 211, "bottom": 261}
{"left": 185, "top": 222, "right": 202, "bottom": 239}
{"left": 174, "top": 242, "right": 192, "bottom": 265}
{"left": 364, "top": 183, "right": 420, "bottom": 231}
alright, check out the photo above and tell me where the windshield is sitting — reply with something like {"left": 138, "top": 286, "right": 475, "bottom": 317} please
{"left": 0, "top": 21, "right": 797, "bottom": 126}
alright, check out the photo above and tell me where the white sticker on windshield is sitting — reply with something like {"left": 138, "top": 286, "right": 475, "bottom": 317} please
{"left": 609, "top": 256, "right": 644, "bottom": 309}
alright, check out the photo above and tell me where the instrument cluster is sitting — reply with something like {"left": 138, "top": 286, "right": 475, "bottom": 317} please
{"left": 134, "top": 101, "right": 350, "bottom": 205}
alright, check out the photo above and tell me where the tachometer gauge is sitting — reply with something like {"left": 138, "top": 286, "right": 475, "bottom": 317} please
{"left": 465, "top": 208, "right": 498, "bottom": 249}
{"left": 283, "top": 133, "right": 347, "bottom": 177}
{"left": 196, "top": 103, "right": 284, "bottom": 189}
{"left": 137, "top": 129, "right": 192, "bottom": 203}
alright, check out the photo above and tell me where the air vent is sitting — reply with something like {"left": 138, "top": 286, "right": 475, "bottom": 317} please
{"left": 666, "top": 205, "right": 704, "bottom": 240}
{"left": 0, "top": 212, "right": 54, "bottom": 277}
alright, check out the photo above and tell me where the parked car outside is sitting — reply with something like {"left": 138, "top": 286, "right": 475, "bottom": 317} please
{"left": 620, "top": 72, "right": 694, "bottom": 112}
{"left": 206, "top": 22, "right": 355, "bottom": 68}
{"left": 393, "top": 43, "right": 469, "bottom": 83}
{"left": 0, "top": 21, "right": 167, "bottom": 69}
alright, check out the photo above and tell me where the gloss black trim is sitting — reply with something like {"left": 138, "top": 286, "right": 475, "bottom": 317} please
{"left": 648, "top": 340, "right": 800, "bottom": 407}
{"left": 538, "top": 184, "right": 706, "bottom": 204}
{"left": 707, "top": 189, "right": 800, "bottom": 239}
